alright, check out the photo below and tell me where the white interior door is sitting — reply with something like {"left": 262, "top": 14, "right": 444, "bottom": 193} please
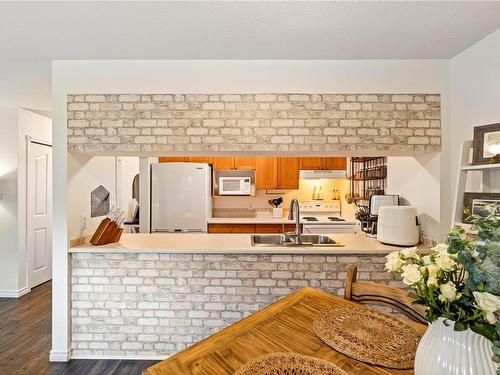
{"left": 27, "top": 141, "right": 52, "bottom": 288}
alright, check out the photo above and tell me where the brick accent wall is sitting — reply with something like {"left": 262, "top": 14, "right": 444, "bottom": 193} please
{"left": 71, "top": 252, "right": 405, "bottom": 358}
{"left": 67, "top": 94, "right": 441, "bottom": 154}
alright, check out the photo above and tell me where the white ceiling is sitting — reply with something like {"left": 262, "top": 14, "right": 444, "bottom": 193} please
{"left": 1, "top": 1, "right": 500, "bottom": 112}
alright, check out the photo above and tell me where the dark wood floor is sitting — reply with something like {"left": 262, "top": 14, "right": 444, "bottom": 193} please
{"left": 0, "top": 281, "right": 158, "bottom": 375}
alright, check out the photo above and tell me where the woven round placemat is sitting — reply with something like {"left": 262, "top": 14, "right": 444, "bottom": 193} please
{"left": 234, "top": 352, "right": 347, "bottom": 375}
{"left": 313, "top": 305, "right": 422, "bottom": 369}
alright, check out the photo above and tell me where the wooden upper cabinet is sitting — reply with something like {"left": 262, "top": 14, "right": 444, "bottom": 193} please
{"left": 277, "top": 157, "right": 300, "bottom": 190}
{"left": 187, "top": 157, "right": 213, "bottom": 164}
{"left": 323, "top": 157, "right": 347, "bottom": 170}
{"left": 159, "top": 156, "right": 213, "bottom": 164}
{"left": 256, "top": 158, "right": 278, "bottom": 190}
{"left": 158, "top": 157, "right": 188, "bottom": 163}
{"left": 212, "top": 157, "right": 235, "bottom": 170}
{"left": 234, "top": 157, "right": 257, "bottom": 170}
{"left": 298, "top": 157, "right": 347, "bottom": 170}
{"left": 300, "top": 157, "right": 323, "bottom": 170}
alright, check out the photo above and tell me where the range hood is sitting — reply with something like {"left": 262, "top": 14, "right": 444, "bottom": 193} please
{"left": 299, "top": 170, "right": 347, "bottom": 180}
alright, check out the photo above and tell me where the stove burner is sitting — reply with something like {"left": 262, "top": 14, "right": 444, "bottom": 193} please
{"left": 302, "top": 216, "right": 319, "bottom": 221}
{"left": 328, "top": 217, "right": 346, "bottom": 222}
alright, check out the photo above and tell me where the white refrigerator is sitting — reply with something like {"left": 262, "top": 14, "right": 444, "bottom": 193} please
{"left": 151, "top": 163, "right": 212, "bottom": 232}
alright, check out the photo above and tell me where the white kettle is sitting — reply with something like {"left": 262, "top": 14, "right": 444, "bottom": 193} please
{"left": 377, "top": 206, "right": 419, "bottom": 246}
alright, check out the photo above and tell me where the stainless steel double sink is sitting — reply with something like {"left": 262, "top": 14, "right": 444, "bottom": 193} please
{"left": 251, "top": 234, "right": 344, "bottom": 247}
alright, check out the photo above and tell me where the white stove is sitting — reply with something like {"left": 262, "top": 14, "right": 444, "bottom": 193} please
{"left": 299, "top": 200, "right": 356, "bottom": 234}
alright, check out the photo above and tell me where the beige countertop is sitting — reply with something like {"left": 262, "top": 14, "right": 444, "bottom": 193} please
{"left": 69, "top": 233, "right": 427, "bottom": 255}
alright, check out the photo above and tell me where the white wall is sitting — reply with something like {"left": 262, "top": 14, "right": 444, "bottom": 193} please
{"left": 0, "top": 108, "right": 51, "bottom": 297}
{"left": 67, "top": 154, "right": 117, "bottom": 240}
{"left": 387, "top": 153, "right": 441, "bottom": 244}
{"left": 52, "top": 59, "right": 450, "bottom": 360}
{"left": 67, "top": 155, "right": 139, "bottom": 240}
{"left": 0, "top": 108, "right": 21, "bottom": 294}
{"left": 450, "top": 28, "right": 500, "bottom": 209}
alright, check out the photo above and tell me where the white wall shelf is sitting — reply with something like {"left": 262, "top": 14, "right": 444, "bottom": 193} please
{"left": 461, "top": 163, "right": 500, "bottom": 171}
{"left": 452, "top": 140, "right": 500, "bottom": 232}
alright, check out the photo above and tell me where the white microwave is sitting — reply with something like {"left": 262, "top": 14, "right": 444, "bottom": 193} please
{"left": 218, "top": 176, "right": 252, "bottom": 195}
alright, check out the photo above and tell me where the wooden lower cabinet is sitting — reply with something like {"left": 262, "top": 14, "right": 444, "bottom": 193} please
{"left": 254, "top": 224, "right": 282, "bottom": 233}
{"left": 208, "top": 224, "right": 255, "bottom": 233}
{"left": 208, "top": 223, "right": 301, "bottom": 234}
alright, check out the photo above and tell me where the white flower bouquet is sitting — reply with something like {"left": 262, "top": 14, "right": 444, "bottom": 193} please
{"left": 385, "top": 205, "right": 500, "bottom": 370}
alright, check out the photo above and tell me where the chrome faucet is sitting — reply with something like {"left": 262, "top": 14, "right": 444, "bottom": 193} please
{"left": 285, "top": 198, "right": 302, "bottom": 245}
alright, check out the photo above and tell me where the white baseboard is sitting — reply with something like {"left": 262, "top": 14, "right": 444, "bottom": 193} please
{"left": 0, "top": 286, "right": 30, "bottom": 298}
{"left": 49, "top": 349, "right": 72, "bottom": 362}
{"left": 71, "top": 354, "right": 167, "bottom": 361}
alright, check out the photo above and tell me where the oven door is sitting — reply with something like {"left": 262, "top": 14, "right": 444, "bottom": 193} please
{"left": 303, "top": 224, "right": 356, "bottom": 234}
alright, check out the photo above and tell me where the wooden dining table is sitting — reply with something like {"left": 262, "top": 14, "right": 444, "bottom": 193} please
{"left": 143, "top": 287, "right": 426, "bottom": 375}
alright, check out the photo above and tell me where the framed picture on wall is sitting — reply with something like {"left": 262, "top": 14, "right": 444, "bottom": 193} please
{"left": 462, "top": 192, "right": 500, "bottom": 223}
{"left": 472, "top": 123, "right": 500, "bottom": 165}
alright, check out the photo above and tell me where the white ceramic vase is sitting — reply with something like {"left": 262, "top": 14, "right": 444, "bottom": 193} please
{"left": 415, "top": 317, "right": 496, "bottom": 375}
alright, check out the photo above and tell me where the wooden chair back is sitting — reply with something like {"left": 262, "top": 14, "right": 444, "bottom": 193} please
{"left": 344, "top": 264, "right": 427, "bottom": 324}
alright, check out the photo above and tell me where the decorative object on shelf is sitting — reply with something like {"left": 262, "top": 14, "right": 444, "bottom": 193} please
{"left": 385, "top": 205, "right": 499, "bottom": 375}
{"left": 473, "top": 123, "right": 500, "bottom": 165}
{"left": 349, "top": 157, "right": 386, "bottom": 206}
{"left": 313, "top": 305, "right": 422, "bottom": 369}
{"left": 90, "top": 208, "right": 124, "bottom": 245}
{"left": 234, "top": 352, "right": 347, "bottom": 375}
{"left": 462, "top": 192, "right": 500, "bottom": 223}
{"left": 90, "top": 185, "right": 110, "bottom": 217}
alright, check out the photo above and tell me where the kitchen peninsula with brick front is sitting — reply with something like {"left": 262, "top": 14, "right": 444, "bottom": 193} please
{"left": 68, "top": 233, "right": 423, "bottom": 359}
{"left": 60, "top": 87, "right": 441, "bottom": 363}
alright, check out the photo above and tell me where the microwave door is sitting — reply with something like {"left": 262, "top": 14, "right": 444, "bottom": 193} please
{"left": 220, "top": 177, "right": 242, "bottom": 195}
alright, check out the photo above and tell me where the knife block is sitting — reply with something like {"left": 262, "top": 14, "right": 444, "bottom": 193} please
{"left": 90, "top": 218, "right": 123, "bottom": 245}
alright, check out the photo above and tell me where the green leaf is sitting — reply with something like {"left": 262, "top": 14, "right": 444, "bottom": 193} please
{"left": 471, "top": 321, "right": 496, "bottom": 341}
{"left": 454, "top": 321, "right": 468, "bottom": 332}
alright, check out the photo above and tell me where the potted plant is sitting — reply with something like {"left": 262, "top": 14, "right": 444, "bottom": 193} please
{"left": 385, "top": 205, "right": 499, "bottom": 375}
